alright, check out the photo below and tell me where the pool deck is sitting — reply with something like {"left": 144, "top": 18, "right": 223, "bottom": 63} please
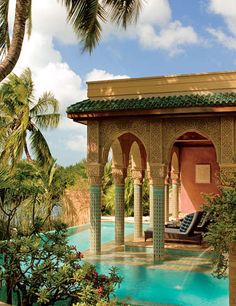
{"left": 84, "top": 233, "right": 212, "bottom": 273}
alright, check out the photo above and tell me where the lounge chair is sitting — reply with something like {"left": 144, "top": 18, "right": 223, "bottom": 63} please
{"left": 144, "top": 211, "right": 203, "bottom": 244}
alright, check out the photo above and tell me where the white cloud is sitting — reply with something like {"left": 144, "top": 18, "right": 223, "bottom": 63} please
{"left": 31, "top": 0, "right": 77, "bottom": 44}
{"left": 208, "top": 0, "right": 236, "bottom": 48}
{"left": 138, "top": 21, "right": 198, "bottom": 55}
{"left": 66, "top": 135, "right": 87, "bottom": 152}
{"left": 101, "top": 0, "right": 199, "bottom": 55}
{"left": 207, "top": 28, "right": 236, "bottom": 49}
{"left": 86, "top": 69, "right": 129, "bottom": 82}
{"left": 139, "top": 0, "right": 171, "bottom": 26}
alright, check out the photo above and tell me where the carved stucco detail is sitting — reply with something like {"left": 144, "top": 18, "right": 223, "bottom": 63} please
{"left": 87, "top": 163, "right": 104, "bottom": 185}
{"left": 100, "top": 119, "right": 150, "bottom": 164}
{"left": 150, "top": 121, "right": 162, "bottom": 163}
{"left": 162, "top": 118, "right": 221, "bottom": 164}
{"left": 221, "top": 117, "right": 234, "bottom": 164}
{"left": 219, "top": 164, "right": 236, "bottom": 186}
{"left": 132, "top": 169, "right": 143, "bottom": 185}
{"left": 147, "top": 163, "right": 167, "bottom": 186}
{"left": 87, "top": 121, "right": 100, "bottom": 163}
{"left": 112, "top": 167, "right": 127, "bottom": 185}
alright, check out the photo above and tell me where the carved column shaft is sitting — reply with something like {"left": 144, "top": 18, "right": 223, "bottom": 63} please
{"left": 132, "top": 170, "right": 143, "bottom": 239}
{"left": 112, "top": 167, "right": 126, "bottom": 245}
{"left": 171, "top": 171, "right": 179, "bottom": 220}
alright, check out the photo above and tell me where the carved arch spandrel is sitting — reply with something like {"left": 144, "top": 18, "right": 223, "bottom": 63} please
{"left": 87, "top": 121, "right": 100, "bottom": 163}
{"left": 162, "top": 118, "right": 221, "bottom": 164}
{"left": 111, "top": 139, "right": 124, "bottom": 168}
{"left": 99, "top": 119, "right": 150, "bottom": 165}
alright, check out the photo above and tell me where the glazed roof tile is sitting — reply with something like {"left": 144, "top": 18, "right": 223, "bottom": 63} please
{"left": 67, "top": 92, "right": 236, "bottom": 114}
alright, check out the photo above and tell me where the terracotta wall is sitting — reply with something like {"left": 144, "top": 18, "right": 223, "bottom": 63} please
{"left": 179, "top": 146, "right": 219, "bottom": 213}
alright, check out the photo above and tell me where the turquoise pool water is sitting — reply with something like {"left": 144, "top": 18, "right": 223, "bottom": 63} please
{"left": 68, "top": 222, "right": 229, "bottom": 306}
{"left": 95, "top": 262, "right": 228, "bottom": 306}
{"left": 68, "top": 222, "right": 146, "bottom": 251}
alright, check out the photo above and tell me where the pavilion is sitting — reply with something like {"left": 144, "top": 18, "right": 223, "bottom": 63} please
{"left": 67, "top": 70, "right": 236, "bottom": 261}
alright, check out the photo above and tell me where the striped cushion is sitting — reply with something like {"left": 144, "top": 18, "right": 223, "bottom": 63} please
{"left": 179, "top": 213, "right": 194, "bottom": 232}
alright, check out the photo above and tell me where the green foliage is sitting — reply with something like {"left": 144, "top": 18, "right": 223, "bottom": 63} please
{"left": 203, "top": 172, "right": 236, "bottom": 278}
{"left": 0, "top": 221, "right": 122, "bottom": 306}
{"left": 0, "top": 160, "right": 65, "bottom": 237}
{"left": 102, "top": 162, "right": 149, "bottom": 217}
{"left": 0, "top": 68, "right": 60, "bottom": 167}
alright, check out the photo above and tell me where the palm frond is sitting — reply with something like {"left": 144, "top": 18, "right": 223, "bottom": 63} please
{"left": 0, "top": 0, "right": 10, "bottom": 59}
{"left": 30, "top": 92, "right": 59, "bottom": 116}
{"left": 60, "top": 0, "right": 106, "bottom": 52}
{"left": 32, "top": 113, "right": 60, "bottom": 130}
{"left": 19, "top": 67, "right": 34, "bottom": 102}
{"left": 0, "top": 128, "right": 26, "bottom": 166}
{"left": 103, "top": 0, "right": 142, "bottom": 28}
{"left": 30, "top": 127, "right": 53, "bottom": 166}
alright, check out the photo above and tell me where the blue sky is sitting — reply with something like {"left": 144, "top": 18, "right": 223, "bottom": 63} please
{"left": 10, "top": 0, "right": 236, "bottom": 166}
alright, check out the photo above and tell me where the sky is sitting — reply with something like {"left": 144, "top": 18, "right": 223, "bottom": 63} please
{"left": 9, "top": 0, "right": 236, "bottom": 166}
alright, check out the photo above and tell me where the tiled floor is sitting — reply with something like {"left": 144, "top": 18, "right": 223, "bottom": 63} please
{"left": 84, "top": 234, "right": 213, "bottom": 273}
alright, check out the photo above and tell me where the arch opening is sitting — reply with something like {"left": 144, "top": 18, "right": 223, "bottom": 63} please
{"left": 168, "top": 131, "right": 219, "bottom": 218}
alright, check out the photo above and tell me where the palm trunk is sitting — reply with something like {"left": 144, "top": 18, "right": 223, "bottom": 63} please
{"left": 24, "top": 140, "right": 32, "bottom": 162}
{"left": 0, "top": 0, "right": 30, "bottom": 82}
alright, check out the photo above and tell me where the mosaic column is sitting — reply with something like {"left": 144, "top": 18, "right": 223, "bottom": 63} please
{"left": 148, "top": 164, "right": 166, "bottom": 261}
{"left": 87, "top": 163, "right": 104, "bottom": 255}
{"left": 149, "top": 184, "right": 153, "bottom": 227}
{"left": 132, "top": 170, "right": 143, "bottom": 240}
{"left": 171, "top": 171, "right": 179, "bottom": 220}
{"left": 112, "top": 167, "right": 126, "bottom": 245}
{"left": 164, "top": 175, "right": 170, "bottom": 223}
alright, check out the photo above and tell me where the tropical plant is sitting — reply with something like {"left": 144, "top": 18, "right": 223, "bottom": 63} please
{"left": 0, "top": 68, "right": 60, "bottom": 166}
{"left": 0, "top": 221, "right": 122, "bottom": 305}
{"left": 0, "top": 160, "right": 74, "bottom": 237}
{"left": 0, "top": 0, "right": 142, "bottom": 81}
{"left": 203, "top": 172, "right": 236, "bottom": 278}
{"left": 102, "top": 162, "right": 150, "bottom": 217}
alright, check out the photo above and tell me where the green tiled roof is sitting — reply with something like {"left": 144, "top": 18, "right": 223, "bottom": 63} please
{"left": 67, "top": 92, "right": 236, "bottom": 114}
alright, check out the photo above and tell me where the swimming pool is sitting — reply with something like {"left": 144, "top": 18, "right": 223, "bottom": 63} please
{"left": 68, "top": 222, "right": 229, "bottom": 306}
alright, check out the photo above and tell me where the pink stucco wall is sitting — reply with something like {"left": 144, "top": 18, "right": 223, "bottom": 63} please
{"left": 180, "top": 146, "right": 219, "bottom": 213}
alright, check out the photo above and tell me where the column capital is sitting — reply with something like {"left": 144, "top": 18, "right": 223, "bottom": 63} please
{"left": 112, "top": 166, "right": 127, "bottom": 186}
{"left": 87, "top": 163, "right": 104, "bottom": 186}
{"left": 132, "top": 169, "right": 143, "bottom": 185}
{"left": 164, "top": 175, "right": 170, "bottom": 185}
{"left": 147, "top": 163, "right": 167, "bottom": 186}
{"left": 171, "top": 170, "right": 180, "bottom": 184}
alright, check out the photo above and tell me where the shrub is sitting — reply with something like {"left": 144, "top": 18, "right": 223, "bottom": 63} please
{"left": 0, "top": 221, "right": 122, "bottom": 305}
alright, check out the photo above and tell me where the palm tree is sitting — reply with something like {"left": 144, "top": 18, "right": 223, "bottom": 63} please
{"left": 0, "top": 67, "right": 60, "bottom": 166}
{"left": 0, "top": 0, "right": 142, "bottom": 81}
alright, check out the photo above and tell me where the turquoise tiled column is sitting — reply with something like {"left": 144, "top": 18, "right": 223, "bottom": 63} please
{"left": 148, "top": 164, "right": 166, "bottom": 261}
{"left": 152, "top": 185, "right": 165, "bottom": 261}
{"left": 90, "top": 185, "right": 101, "bottom": 254}
{"left": 149, "top": 184, "right": 153, "bottom": 227}
{"left": 164, "top": 176, "right": 170, "bottom": 223}
{"left": 115, "top": 184, "right": 125, "bottom": 245}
